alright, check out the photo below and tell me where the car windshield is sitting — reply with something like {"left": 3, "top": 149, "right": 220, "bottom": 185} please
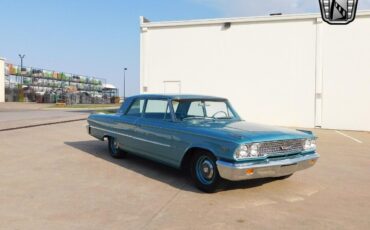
{"left": 172, "top": 99, "right": 237, "bottom": 121}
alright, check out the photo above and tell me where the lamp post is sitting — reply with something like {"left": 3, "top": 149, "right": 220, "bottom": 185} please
{"left": 123, "top": 67, "right": 127, "bottom": 100}
{"left": 18, "top": 54, "right": 25, "bottom": 84}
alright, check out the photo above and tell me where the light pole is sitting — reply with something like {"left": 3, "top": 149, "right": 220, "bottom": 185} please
{"left": 18, "top": 54, "right": 25, "bottom": 84}
{"left": 123, "top": 67, "right": 127, "bottom": 100}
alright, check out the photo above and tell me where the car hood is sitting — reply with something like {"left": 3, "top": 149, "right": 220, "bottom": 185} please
{"left": 182, "top": 120, "right": 313, "bottom": 143}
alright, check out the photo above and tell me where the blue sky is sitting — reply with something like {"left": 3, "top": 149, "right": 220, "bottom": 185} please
{"left": 1, "top": 0, "right": 369, "bottom": 96}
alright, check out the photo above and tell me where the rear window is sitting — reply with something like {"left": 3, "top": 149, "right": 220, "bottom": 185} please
{"left": 126, "top": 99, "right": 145, "bottom": 117}
{"left": 144, "top": 99, "right": 171, "bottom": 120}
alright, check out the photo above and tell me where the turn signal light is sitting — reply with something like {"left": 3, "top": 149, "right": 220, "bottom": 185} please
{"left": 246, "top": 169, "right": 254, "bottom": 175}
{"left": 309, "top": 159, "right": 317, "bottom": 165}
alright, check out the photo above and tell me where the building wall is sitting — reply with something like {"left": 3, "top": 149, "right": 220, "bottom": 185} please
{"left": 0, "top": 58, "right": 5, "bottom": 103}
{"left": 320, "top": 17, "right": 370, "bottom": 131}
{"left": 140, "top": 12, "right": 370, "bottom": 131}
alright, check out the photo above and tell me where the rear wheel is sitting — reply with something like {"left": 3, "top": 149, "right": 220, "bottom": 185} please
{"left": 108, "top": 137, "right": 126, "bottom": 158}
{"left": 190, "top": 151, "right": 222, "bottom": 193}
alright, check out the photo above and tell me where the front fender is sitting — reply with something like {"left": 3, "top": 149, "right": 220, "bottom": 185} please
{"left": 183, "top": 140, "right": 238, "bottom": 162}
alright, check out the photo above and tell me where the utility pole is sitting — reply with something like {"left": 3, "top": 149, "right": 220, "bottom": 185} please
{"left": 18, "top": 54, "right": 25, "bottom": 84}
{"left": 123, "top": 68, "right": 127, "bottom": 100}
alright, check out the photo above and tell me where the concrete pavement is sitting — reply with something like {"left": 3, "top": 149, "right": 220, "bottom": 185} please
{"left": 0, "top": 102, "right": 118, "bottom": 131}
{"left": 0, "top": 110, "right": 88, "bottom": 130}
{"left": 0, "top": 102, "right": 52, "bottom": 112}
{"left": 0, "top": 121, "right": 369, "bottom": 229}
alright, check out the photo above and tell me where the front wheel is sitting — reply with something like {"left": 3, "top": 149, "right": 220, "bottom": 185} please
{"left": 108, "top": 137, "right": 126, "bottom": 159}
{"left": 190, "top": 151, "right": 222, "bottom": 193}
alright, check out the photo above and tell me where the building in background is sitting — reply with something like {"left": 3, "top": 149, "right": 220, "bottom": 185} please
{"left": 0, "top": 58, "right": 118, "bottom": 104}
{"left": 0, "top": 58, "right": 5, "bottom": 103}
{"left": 140, "top": 11, "right": 370, "bottom": 131}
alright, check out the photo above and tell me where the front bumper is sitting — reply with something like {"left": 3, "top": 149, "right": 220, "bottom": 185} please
{"left": 216, "top": 153, "right": 319, "bottom": 181}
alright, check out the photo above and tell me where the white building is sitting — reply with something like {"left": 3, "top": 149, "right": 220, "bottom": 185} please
{"left": 140, "top": 11, "right": 370, "bottom": 131}
{"left": 0, "top": 58, "right": 5, "bottom": 103}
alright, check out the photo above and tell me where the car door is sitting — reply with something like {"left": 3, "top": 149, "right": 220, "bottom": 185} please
{"left": 134, "top": 99, "right": 177, "bottom": 165}
{"left": 116, "top": 98, "right": 145, "bottom": 153}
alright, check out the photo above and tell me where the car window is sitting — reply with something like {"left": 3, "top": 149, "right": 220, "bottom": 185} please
{"left": 126, "top": 99, "right": 145, "bottom": 117}
{"left": 205, "top": 101, "right": 235, "bottom": 118}
{"left": 144, "top": 99, "right": 171, "bottom": 120}
{"left": 172, "top": 99, "right": 236, "bottom": 120}
{"left": 188, "top": 101, "right": 204, "bottom": 117}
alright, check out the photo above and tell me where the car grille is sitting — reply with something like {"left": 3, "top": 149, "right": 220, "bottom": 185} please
{"left": 259, "top": 139, "right": 304, "bottom": 156}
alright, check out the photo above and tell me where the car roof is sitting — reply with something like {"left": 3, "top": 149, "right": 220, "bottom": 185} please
{"left": 128, "top": 94, "right": 227, "bottom": 100}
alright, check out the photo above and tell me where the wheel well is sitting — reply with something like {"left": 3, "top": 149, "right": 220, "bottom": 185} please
{"left": 181, "top": 147, "right": 215, "bottom": 171}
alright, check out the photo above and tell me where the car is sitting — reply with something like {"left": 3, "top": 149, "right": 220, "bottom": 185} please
{"left": 87, "top": 94, "right": 319, "bottom": 192}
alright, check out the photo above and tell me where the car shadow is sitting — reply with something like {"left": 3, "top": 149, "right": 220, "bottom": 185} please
{"left": 65, "top": 140, "right": 278, "bottom": 193}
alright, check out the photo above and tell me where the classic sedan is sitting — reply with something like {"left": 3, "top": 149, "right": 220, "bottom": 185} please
{"left": 87, "top": 94, "right": 319, "bottom": 192}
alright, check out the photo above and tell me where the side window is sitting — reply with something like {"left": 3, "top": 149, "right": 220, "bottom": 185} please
{"left": 187, "top": 101, "right": 204, "bottom": 117}
{"left": 126, "top": 99, "right": 145, "bottom": 117}
{"left": 144, "top": 99, "right": 170, "bottom": 120}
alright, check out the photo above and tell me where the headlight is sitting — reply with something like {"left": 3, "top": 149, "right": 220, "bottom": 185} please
{"left": 236, "top": 145, "right": 249, "bottom": 158}
{"left": 304, "top": 138, "right": 316, "bottom": 151}
{"left": 234, "top": 143, "right": 265, "bottom": 160}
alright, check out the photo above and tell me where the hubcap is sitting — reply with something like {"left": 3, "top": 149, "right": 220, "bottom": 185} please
{"left": 111, "top": 138, "right": 119, "bottom": 153}
{"left": 201, "top": 160, "right": 214, "bottom": 179}
{"left": 196, "top": 156, "right": 215, "bottom": 185}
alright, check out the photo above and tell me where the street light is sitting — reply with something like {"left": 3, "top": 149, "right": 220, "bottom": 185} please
{"left": 123, "top": 67, "right": 127, "bottom": 100}
{"left": 18, "top": 54, "right": 25, "bottom": 84}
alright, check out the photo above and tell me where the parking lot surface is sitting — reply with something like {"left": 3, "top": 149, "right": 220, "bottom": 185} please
{"left": 0, "top": 121, "right": 369, "bottom": 229}
{"left": 0, "top": 102, "right": 118, "bottom": 131}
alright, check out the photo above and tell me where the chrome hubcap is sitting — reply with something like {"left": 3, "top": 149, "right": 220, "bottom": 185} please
{"left": 201, "top": 160, "right": 214, "bottom": 180}
{"left": 195, "top": 156, "right": 216, "bottom": 185}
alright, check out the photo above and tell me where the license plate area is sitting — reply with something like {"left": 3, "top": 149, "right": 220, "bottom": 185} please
{"left": 279, "top": 163, "right": 298, "bottom": 174}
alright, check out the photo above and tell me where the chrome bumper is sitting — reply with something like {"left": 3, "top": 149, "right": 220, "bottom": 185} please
{"left": 216, "top": 153, "right": 319, "bottom": 181}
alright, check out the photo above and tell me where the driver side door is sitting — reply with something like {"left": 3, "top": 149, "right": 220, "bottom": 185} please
{"left": 134, "top": 99, "right": 177, "bottom": 165}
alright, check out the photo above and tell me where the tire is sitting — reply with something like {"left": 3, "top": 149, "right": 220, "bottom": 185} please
{"left": 190, "top": 151, "right": 222, "bottom": 193}
{"left": 108, "top": 137, "right": 126, "bottom": 159}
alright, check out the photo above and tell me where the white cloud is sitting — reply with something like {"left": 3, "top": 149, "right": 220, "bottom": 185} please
{"left": 192, "top": 0, "right": 370, "bottom": 17}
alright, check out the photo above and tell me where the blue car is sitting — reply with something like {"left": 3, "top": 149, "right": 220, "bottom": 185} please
{"left": 87, "top": 94, "right": 319, "bottom": 192}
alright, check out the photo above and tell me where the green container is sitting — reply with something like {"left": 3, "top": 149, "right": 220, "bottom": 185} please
{"left": 65, "top": 73, "right": 72, "bottom": 81}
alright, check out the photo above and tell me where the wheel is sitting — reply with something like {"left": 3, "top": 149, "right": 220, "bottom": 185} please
{"left": 108, "top": 137, "right": 126, "bottom": 158}
{"left": 190, "top": 151, "right": 222, "bottom": 193}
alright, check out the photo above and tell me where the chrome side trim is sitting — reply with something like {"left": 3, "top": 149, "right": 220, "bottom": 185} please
{"left": 90, "top": 125, "right": 171, "bottom": 148}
